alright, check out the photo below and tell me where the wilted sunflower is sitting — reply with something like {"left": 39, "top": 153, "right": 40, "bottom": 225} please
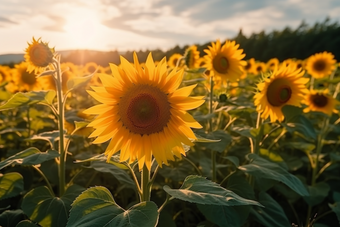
{"left": 168, "top": 53, "right": 183, "bottom": 68}
{"left": 12, "top": 62, "right": 46, "bottom": 91}
{"left": 254, "top": 64, "right": 309, "bottom": 122}
{"left": 302, "top": 89, "right": 339, "bottom": 116}
{"left": 305, "top": 52, "right": 336, "bottom": 79}
{"left": 184, "top": 45, "right": 200, "bottom": 69}
{"left": 84, "top": 53, "right": 205, "bottom": 170}
{"left": 266, "top": 58, "right": 279, "bottom": 72}
{"left": 204, "top": 39, "right": 246, "bottom": 82}
{"left": 24, "top": 37, "right": 54, "bottom": 74}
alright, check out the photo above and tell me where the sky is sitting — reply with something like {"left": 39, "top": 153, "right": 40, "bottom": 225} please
{"left": 1, "top": 0, "right": 340, "bottom": 55}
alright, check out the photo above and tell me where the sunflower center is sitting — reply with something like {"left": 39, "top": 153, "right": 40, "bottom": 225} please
{"left": 173, "top": 58, "right": 178, "bottom": 66}
{"left": 313, "top": 60, "right": 326, "bottom": 72}
{"left": 30, "top": 44, "right": 51, "bottom": 67}
{"left": 244, "top": 62, "right": 251, "bottom": 70}
{"left": 213, "top": 54, "right": 229, "bottom": 74}
{"left": 119, "top": 84, "right": 171, "bottom": 135}
{"left": 312, "top": 94, "right": 328, "bottom": 107}
{"left": 256, "top": 66, "right": 262, "bottom": 72}
{"left": 267, "top": 79, "right": 292, "bottom": 107}
{"left": 22, "top": 71, "right": 37, "bottom": 85}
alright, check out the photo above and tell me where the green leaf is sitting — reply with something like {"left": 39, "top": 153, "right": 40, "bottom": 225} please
{"left": 223, "top": 156, "right": 240, "bottom": 167}
{"left": 303, "top": 182, "right": 330, "bottom": 206}
{"left": 16, "top": 220, "right": 40, "bottom": 227}
{"left": 163, "top": 175, "right": 262, "bottom": 207}
{"left": 250, "top": 191, "right": 291, "bottom": 227}
{"left": 21, "top": 185, "right": 84, "bottom": 227}
{"left": 67, "top": 186, "right": 159, "bottom": 227}
{"left": 0, "top": 147, "right": 59, "bottom": 170}
{"left": 329, "top": 202, "right": 340, "bottom": 224}
{"left": 74, "top": 153, "right": 128, "bottom": 170}
{"left": 194, "top": 133, "right": 221, "bottom": 143}
{"left": 0, "top": 90, "right": 56, "bottom": 111}
{"left": 204, "top": 130, "right": 232, "bottom": 153}
{"left": 74, "top": 121, "right": 89, "bottom": 132}
{"left": 238, "top": 154, "right": 309, "bottom": 196}
{"left": 0, "top": 172, "right": 24, "bottom": 201}
{"left": 281, "top": 105, "right": 303, "bottom": 122}
{"left": 0, "top": 209, "right": 25, "bottom": 227}
{"left": 285, "top": 142, "right": 316, "bottom": 154}
{"left": 197, "top": 204, "right": 246, "bottom": 227}
{"left": 29, "top": 131, "right": 65, "bottom": 149}
{"left": 282, "top": 115, "right": 316, "bottom": 140}
{"left": 259, "top": 148, "right": 283, "bottom": 162}
{"left": 67, "top": 72, "right": 96, "bottom": 91}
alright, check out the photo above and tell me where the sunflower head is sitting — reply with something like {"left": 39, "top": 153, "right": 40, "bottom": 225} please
{"left": 244, "top": 58, "right": 256, "bottom": 74}
{"left": 303, "top": 89, "right": 339, "bottom": 115}
{"left": 255, "top": 62, "right": 267, "bottom": 75}
{"left": 84, "top": 52, "right": 205, "bottom": 170}
{"left": 168, "top": 53, "right": 183, "bottom": 68}
{"left": 24, "top": 37, "right": 54, "bottom": 74}
{"left": 305, "top": 52, "right": 336, "bottom": 79}
{"left": 0, "top": 65, "right": 11, "bottom": 84}
{"left": 12, "top": 62, "right": 47, "bottom": 91}
{"left": 184, "top": 45, "right": 200, "bottom": 69}
{"left": 266, "top": 58, "right": 279, "bottom": 72}
{"left": 254, "top": 64, "right": 309, "bottom": 122}
{"left": 204, "top": 39, "right": 246, "bottom": 82}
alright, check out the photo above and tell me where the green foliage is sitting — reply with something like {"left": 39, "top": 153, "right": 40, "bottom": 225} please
{"left": 0, "top": 172, "right": 24, "bottom": 201}
{"left": 67, "top": 186, "right": 159, "bottom": 227}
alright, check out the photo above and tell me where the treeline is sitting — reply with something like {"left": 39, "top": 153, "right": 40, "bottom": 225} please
{"left": 61, "top": 17, "right": 340, "bottom": 66}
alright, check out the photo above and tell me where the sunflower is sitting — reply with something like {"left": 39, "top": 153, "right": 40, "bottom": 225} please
{"left": 84, "top": 53, "right": 205, "bottom": 170}
{"left": 295, "top": 59, "right": 305, "bottom": 71}
{"left": 204, "top": 39, "right": 246, "bottom": 82}
{"left": 244, "top": 58, "right": 256, "bottom": 75}
{"left": 266, "top": 58, "right": 279, "bottom": 72}
{"left": 254, "top": 64, "right": 309, "bottom": 122}
{"left": 12, "top": 62, "right": 46, "bottom": 91}
{"left": 0, "top": 65, "right": 11, "bottom": 84}
{"left": 24, "top": 37, "right": 54, "bottom": 74}
{"left": 305, "top": 52, "right": 336, "bottom": 79}
{"left": 302, "top": 89, "right": 339, "bottom": 116}
{"left": 255, "top": 62, "right": 267, "bottom": 75}
{"left": 168, "top": 53, "right": 182, "bottom": 68}
{"left": 184, "top": 45, "right": 200, "bottom": 69}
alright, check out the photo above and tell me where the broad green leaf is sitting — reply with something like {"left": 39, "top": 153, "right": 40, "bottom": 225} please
{"left": 281, "top": 105, "right": 303, "bottom": 122}
{"left": 21, "top": 185, "right": 84, "bottom": 227}
{"left": 238, "top": 154, "right": 309, "bottom": 196}
{"left": 0, "top": 147, "right": 59, "bottom": 170}
{"left": 329, "top": 202, "right": 340, "bottom": 224}
{"left": 285, "top": 142, "right": 316, "bottom": 154}
{"left": 223, "top": 156, "right": 240, "bottom": 167}
{"left": 74, "top": 121, "right": 89, "bottom": 132}
{"left": 163, "top": 175, "right": 262, "bottom": 207}
{"left": 282, "top": 115, "right": 316, "bottom": 140}
{"left": 29, "top": 131, "right": 66, "bottom": 149}
{"left": 250, "top": 191, "right": 291, "bottom": 227}
{"left": 74, "top": 153, "right": 128, "bottom": 170}
{"left": 197, "top": 204, "right": 246, "bottom": 227}
{"left": 303, "top": 182, "right": 330, "bottom": 206}
{"left": 159, "top": 160, "right": 197, "bottom": 182}
{"left": 0, "top": 172, "right": 24, "bottom": 200}
{"left": 204, "top": 130, "right": 232, "bottom": 153}
{"left": 226, "top": 173, "right": 256, "bottom": 200}
{"left": 67, "top": 186, "right": 159, "bottom": 227}
{"left": 194, "top": 133, "right": 221, "bottom": 143}
{"left": 16, "top": 220, "right": 40, "bottom": 227}
{"left": 67, "top": 72, "right": 96, "bottom": 91}
{"left": 0, "top": 209, "right": 25, "bottom": 227}
{"left": 259, "top": 148, "right": 283, "bottom": 162}
{"left": 0, "top": 90, "right": 56, "bottom": 111}
{"left": 231, "top": 126, "right": 255, "bottom": 139}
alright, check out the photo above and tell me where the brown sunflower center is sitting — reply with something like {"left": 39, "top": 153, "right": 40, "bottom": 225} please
{"left": 313, "top": 60, "right": 326, "bottom": 72}
{"left": 22, "top": 71, "right": 37, "bottom": 85}
{"left": 119, "top": 84, "right": 171, "bottom": 135}
{"left": 244, "top": 62, "right": 251, "bottom": 70}
{"left": 29, "top": 44, "right": 52, "bottom": 67}
{"left": 256, "top": 66, "right": 263, "bottom": 72}
{"left": 311, "top": 94, "right": 328, "bottom": 107}
{"left": 213, "top": 54, "right": 229, "bottom": 74}
{"left": 267, "top": 78, "right": 292, "bottom": 107}
{"left": 173, "top": 58, "right": 178, "bottom": 66}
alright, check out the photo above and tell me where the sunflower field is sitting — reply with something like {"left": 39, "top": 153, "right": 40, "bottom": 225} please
{"left": 0, "top": 36, "right": 340, "bottom": 227}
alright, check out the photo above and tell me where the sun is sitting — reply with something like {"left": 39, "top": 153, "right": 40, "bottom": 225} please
{"left": 63, "top": 9, "right": 101, "bottom": 49}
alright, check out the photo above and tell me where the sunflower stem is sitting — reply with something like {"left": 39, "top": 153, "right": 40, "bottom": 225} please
{"left": 141, "top": 165, "right": 151, "bottom": 202}
{"left": 54, "top": 57, "right": 66, "bottom": 196}
{"left": 209, "top": 76, "right": 217, "bottom": 182}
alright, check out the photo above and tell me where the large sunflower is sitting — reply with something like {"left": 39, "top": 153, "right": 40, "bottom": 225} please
{"left": 305, "top": 52, "right": 336, "bottom": 79}
{"left": 204, "top": 39, "right": 246, "bottom": 82}
{"left": 12, "top": 62, "right": 46, "bottom": 91}
{"left": 302, "top": 89, "right": 339, "bottom": 116}
{"left": 84, "top": 53, "right": 205, "bottom": 170}
{"left": 24, "top": 37, "right": 54, "bottom": 74}
{"left": 254, "top": 64, "right": 309, "bottom": 122}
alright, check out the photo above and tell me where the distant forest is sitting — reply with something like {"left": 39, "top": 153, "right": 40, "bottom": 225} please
{"left": 61, "top": 17, "right": 340, "bottom": 66}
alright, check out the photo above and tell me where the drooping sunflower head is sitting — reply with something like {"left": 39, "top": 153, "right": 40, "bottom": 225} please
{"left": 266, "top": 58, "right": 279, "bottom": 72}
{"left": 184, "top": 45, "right": 200, "bottom": 69}
{"left": 84, "top": 52, "right": 205, "bottom": 170}
{"left": 24, "top": 37, "right": 54, "bottom": 74}
{"left": 302, "top": 89, "right": 339, "bottom": 116}
{"left": 12, "top": 62, "right": 46, "bottom": 91}
{"left": 168, "top": 53, "right": 183, "bottom": 68}
{"left": 305, "top": 52, "right": 336, "bottom": 79}
{"left": 254, "top": 64, "right": 309, "bottom": 122}
{"left": 204, "top": 39, "right": 246, "bottom": 82}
